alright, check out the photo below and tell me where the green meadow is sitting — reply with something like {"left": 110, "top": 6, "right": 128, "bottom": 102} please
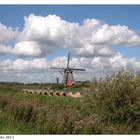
{"left": 0, "top": 71, "right": 140, "bottom": 134}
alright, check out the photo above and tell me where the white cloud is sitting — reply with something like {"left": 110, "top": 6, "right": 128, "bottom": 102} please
{"left": 12, "top": 14, "right": 140, "bottom": 58}
{"left": 17, "top": 14, "right": 79, "bottom": 54}
{"left": 0, "top": 23, "right": 14, "bottom": 55}
{"left": 50, "top": 56, "right": 67, "bottom": 68}
{"left": 109, "top": 53, "right": 140, "bottom": 70}
{"left": 1, "top": 54, "right": 140, "bottom": 83}
{"left": 0, "top": 58, "right": 49, "bottom": 74}
{"left": 0, "top": 44, "right": 12, "bottom": 54}
{"left": 12, "top": 41, "right": 42, "bottom": 57}
{"left": 91, "top": 24, "right": 140, "bottom": 46}
{"left": 74, "top": 43, "right": 115, "bottom": 57}
{"left": 1, "top": 15, "right": 140, "bottom": 58}
{"left": 1, "top": 14, "right": 140, "bottom": 82}
{"left": 0, "top": 23, "right": 14, "bottom": 44}
{"left": 12, "top": 58, "right": 49, "bottom": 72}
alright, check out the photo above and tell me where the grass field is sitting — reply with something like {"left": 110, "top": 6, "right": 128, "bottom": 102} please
{"left": 0, "top": 70, "right": 140, "bottom": 134}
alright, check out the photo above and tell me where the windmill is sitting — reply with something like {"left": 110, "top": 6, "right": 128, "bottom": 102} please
{"left": 51, "top": 52, "right": 85, "bottom": 86}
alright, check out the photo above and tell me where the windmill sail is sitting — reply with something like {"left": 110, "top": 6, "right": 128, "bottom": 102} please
{"left": 67, "top": 52, "right": 70, "bottom": 68}
{"left": 70, "top": 68, "right": 85, "bottom": 71}
{"left": 50, "top": 67, "right": 66, "bottom": 70}
{"left": 50, "top": 52, "right": 85, "bottom": 86}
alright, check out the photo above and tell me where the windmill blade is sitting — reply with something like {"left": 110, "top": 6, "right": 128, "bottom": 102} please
{"left": 70, "top": 68, "right": 86, "bottom": 71}
{"left": 67, "top": 52, "right": 71, "bottom": 68}
{"left": 50, "top": 67, "right": 66, "bottom": 70}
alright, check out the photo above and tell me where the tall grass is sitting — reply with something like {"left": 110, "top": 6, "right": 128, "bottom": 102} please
{"left": 0, "top": 70, "right": 140, "bottom": 134}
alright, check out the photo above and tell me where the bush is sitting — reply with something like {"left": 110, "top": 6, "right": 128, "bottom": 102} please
{"left": 91, "top": 71, "right": 140, "bottom": 128}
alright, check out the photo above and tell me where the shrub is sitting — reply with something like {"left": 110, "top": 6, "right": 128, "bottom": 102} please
{"left": 93, "top": 71, "right": 140, "bottom": 125}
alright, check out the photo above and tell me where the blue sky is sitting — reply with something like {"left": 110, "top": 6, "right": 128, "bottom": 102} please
{"left": 0, "top": 5, "right": 140, "bottom": 28}
{"left": 0, "top": 5, "right": 140, "bottom": 60}
{"left": 0, "top": 5, "right": 140, "bottom": 83}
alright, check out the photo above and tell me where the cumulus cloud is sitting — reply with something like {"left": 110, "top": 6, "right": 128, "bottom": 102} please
{"left": 50, "top": 56, "right": 68, "bottom": 68}
{"left": 0, "top": 23, "right": 14, "bottom": 44}
{"left": 74, "top": 43, "right": 115, "bottom": 57}
{"left": 11, "top": 14, "right": 140, "bottom": 58}
{"left": 90, "top": 24, "right": 140, "bottom": 46}
{"left": 15, "top": 14, "right": 79, "bottom": 57}
{"left": 0, "top": 44, "right": 12, "bottom": 55}
{"left": 1, "top": 14, "right": 140, "bottom": 58}
{"left": 19, "top": 14, "right": 77, "bottom": 42}
{"left": 1, "top": 53, "right": 140, "bottom": 82}
{"left": 12, "top": 41, "right": 42, "bottom": 57}
{"left": 1, "top": 14, "right": 140, "bottom": 82}
{"left": 0, "top": 23, "right": 14, "bottom": 55}
{"left": 0, "top": 58, "right": 49, "bottom": 74}
{"left": 109, "top": 53, "right": 140, "bottom": 70}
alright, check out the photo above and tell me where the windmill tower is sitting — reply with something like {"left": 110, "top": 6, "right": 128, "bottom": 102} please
{"left": 51, "top": 52, "right": 85, "bottom": 86}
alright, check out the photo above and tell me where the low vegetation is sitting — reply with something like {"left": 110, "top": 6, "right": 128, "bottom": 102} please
{"left": 0, "top": 70, "right": 140, "bottom": 134}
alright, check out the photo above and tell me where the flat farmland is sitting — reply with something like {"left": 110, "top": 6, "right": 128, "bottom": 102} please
{"left": 0, "top": 71, "right": 140, "bottom": 134}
